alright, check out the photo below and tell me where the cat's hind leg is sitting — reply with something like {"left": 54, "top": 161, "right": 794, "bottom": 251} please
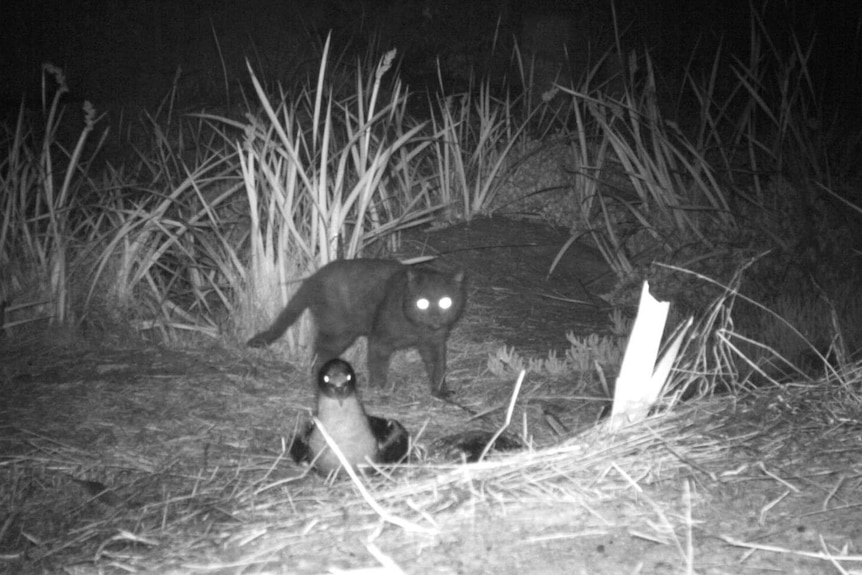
{"left": 367, "top": 338, "right": 395, "bottom": 390}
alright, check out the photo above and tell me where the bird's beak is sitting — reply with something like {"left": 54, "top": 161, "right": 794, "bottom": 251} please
{"left": 335, "top": 386, "right": 350, "bottom": 407}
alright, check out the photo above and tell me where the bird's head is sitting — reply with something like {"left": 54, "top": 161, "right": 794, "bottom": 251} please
{"left": 317, "top": 358, "right": 358, "bottom": 407}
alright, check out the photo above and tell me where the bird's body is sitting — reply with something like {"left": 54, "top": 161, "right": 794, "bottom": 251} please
{"left": 308, "top": 361, "right": 378, "bottom": 473}
{"left": 291, "top": 358, "right": 409, "bottom": 475}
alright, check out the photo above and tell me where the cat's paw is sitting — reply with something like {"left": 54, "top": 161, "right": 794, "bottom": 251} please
{"left": 431, "top": 385, "right": 454, "bottom": 400}
{"left": 246, "top": 334, "right": 271, "bottom": 348}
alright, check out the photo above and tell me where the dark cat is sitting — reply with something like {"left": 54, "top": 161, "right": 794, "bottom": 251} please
{"left": 247, "top": 258, "right": 466, "bottom": 397}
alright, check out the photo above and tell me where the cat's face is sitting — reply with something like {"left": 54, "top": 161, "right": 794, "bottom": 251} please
{"left": 404, "top": 268, "right": 465, "bottom": 329}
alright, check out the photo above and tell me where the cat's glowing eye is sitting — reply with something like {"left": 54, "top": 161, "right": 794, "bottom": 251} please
{"left": 416, "top": 298, "right": 430, "bottom": 310}
{"left": 438, "top": 297, "right": 453, "bottom": 310}
{"left": 323, "top": 375, "right": 330, "bottom": 384}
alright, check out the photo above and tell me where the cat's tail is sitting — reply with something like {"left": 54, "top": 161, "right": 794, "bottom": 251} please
{"left": 246, "top": 281, "right": 313, "bottom": 347}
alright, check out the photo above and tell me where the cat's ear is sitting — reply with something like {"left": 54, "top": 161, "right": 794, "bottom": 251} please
{"left": 452, "top": 270, "right": 465, "bottom": 284}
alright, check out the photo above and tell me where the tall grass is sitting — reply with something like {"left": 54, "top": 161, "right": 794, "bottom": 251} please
{"left": 0, "top": 65, "right": 102, "bottom": 332}
{"left": 428, "top": 75, "right": 533, "bottom": 220}
{"left": 232, "top": 36, "right": 443, "bottom": 355}
{"left": 551, "top": 49, "right": 738, "bottom": 280}
{"left": 1, "top": 11, "right": 858, "bottom": 375}
{"left": 537, "top": 6, "right": 862, "bottom": 372}
{"left": 84, "top": 118, "right": 241, "bottom": 341}
{"left": 1, "top": 40, "right": 475, "bottom": 346}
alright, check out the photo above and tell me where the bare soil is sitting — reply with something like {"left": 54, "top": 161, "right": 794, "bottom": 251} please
{"left": 1, "top": 216, "right": 859, "bottom": 574}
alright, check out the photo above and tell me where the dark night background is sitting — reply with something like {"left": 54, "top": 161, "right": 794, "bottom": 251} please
{"left": 2, "top": 0, "right": 860, "bottom": 123}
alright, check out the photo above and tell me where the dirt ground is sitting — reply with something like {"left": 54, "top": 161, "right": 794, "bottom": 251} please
{"left": 1, "top": 216, "right": 860, "bottom": 574}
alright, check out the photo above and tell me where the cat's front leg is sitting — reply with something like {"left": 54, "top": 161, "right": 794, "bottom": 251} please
{"left": 417, "top": 341, "right": 451, "bottom": 398}
{"left": 367, "top": 338, "right": 394, "bottom": 390}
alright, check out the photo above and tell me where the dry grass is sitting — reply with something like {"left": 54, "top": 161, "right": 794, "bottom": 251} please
{"left": 2, "top": 328, "right": 861, "bottom": 574}
{"left": 0, "top": 398, "right": 713, "bottom": 568}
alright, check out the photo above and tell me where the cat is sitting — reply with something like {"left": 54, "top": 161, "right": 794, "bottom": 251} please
{"left": 247, "top": 258, "right": 466, "bottom": 397}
